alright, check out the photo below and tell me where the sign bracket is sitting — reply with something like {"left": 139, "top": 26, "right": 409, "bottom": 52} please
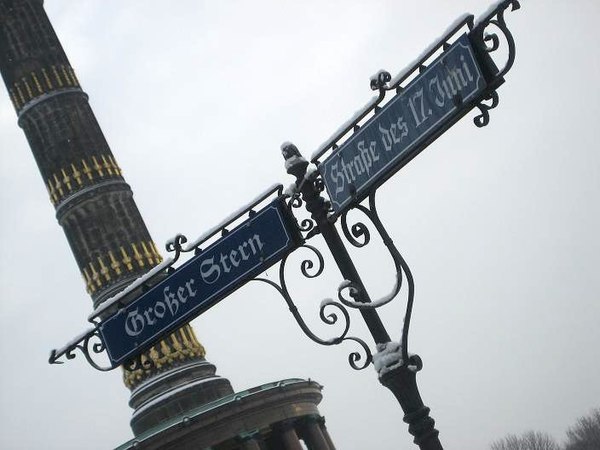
{"left": 49, "top": 184, "right": 297, "bottom": 371}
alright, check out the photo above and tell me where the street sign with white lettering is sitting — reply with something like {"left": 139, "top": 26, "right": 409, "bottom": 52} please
{"left": 319, "top": 34, "right": 487, "bottom": 214}
{"left": 99, "top": 197, "right": 301, "bottom": 366}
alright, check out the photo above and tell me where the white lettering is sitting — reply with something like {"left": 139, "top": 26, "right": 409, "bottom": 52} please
{"left": 248, "top": 234, "right": 264, "bottom": 254}
{"left": 329, "top": 162, "right": 345, "bottom": 196}
{"left": 198, "top": 234, "right": 266, "bottom": 286}
{"left": 408, "top": 88, "right": 431, "bottom": 127}
{"left": 429, "top": 76, "right": 445, "bottom": 108}
{"left": 230, "top": 249, "right": 240, "bottom": 267}
{"left": 200, "top": 256, "right": 221, "bottom": 284}
{"left": 461, "top": 55, "right": 474, "bottom": 82}
{"left": 357, "top": 140, "right": 376, "bottom": 176}
{"left": 353, "top": 154, "right": 365, "bottom": 175}
{"left": 177, "top": 286, "right": 188, "bottom": 303}
{"left": 143, "top": 308, "right": 156, "bottom": 326}
{"left": 186, "top": 279, "right": 197, "bottom": 297}
{"left": 379, "top": 124, "right": 393, "bottom": 152}
{"left": 125, "top": 309, "right": 145, "bottom": 337}
{"left": 164, "top": 286, "right": 179, "bottom": 315}
{"left": 122, "top": 278, "right": 198, "bottom": 338}
{"left": 154, "top": 301, "right": 166, "bottom": 319}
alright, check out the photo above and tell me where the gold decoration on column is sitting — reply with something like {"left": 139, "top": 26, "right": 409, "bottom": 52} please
{"left": 82, "top": 159, "right": 93, "bottom": 181}
{"left": 150, "top": 241, "right": 162, "bottom": 262}
{"left": 92, "top": 156, "right": 104, "bottom": 177}
{"left": 15, "top": 82, "right": 25, "bottom": 104}
{"left": 68, "top": 66, "right": 80, "bottom": 86}
{"left": 53, "top": 174, "right": 64, "bottom": 196}
{"left": 41, "top": 68, "right": 53, "bottom": 90}
{"left": 110, "top": 156, "right": 122, "bottom": 176}
{"left": 51, "top": 65, "right": 63, "bottom": 87}
{"left": 21, "top": 77, "right": 33, "bottom": 98}
{"left": 8, "top": 89, "right": 20, "bottom": 110}
{"left": 80, "top": 241, "right": 161, "bottom": 292}
{"left": 31, "top": 72, "right": 43, "bottom": 94}
{"left": 71, "top": 163, "right": 83, "bottom": 186}
{"left": 8, "top": 65, "right": 83, "bottom": 113}
{"left": 108, "top": 250, "right": 122, "bottom": 276}
{"left": 89, "top": 261, "right": 101, "bottom": 288}
{"left": 97, "top": 256, "right": 111, "bottom": 282}
{"left": 140, "top": 241, "right": 154, "bottom": 265}
{"left": 131, "top": 243, "right": 145, "bottom": 268}
{"left": 61, "top": 65, "right": 72, "bottom": 86}
{"left": 44, "top": 155, "right": 126, "bottom": 206}
{"left": 123, "top": 323, "right": 206, "bottom": 389}
{"left": 101, "top": 155, "right": 113, "bottom": 175}
{"left": 46, "top": 180, "right": 57, "bottom": 205}
{"left": 120, "top": 246, "right": 133, "bottom": 271}
{"left": 82, "top": 268, "right": 95, "bottom": 294}
{"left": 61, "top": 168, "right": 72, "bottom": 191}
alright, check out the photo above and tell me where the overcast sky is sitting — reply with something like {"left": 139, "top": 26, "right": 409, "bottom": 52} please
{"left": 1, "top": 1, "right": 599, "bottom": 449}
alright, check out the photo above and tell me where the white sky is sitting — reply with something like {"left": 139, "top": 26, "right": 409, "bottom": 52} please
{"left": 1, "top": 1, "right": 599, "bottom": 449}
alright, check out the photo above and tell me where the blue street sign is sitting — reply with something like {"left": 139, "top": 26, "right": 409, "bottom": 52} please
{"left": 320, "top": 34, "right": 487, "bottom": 214}
{"left": 99, "top": 198, "right": 301, "bottom": 366}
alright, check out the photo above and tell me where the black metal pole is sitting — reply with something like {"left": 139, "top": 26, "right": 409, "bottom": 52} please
{"left": 282, "top": 143, "right": 443, "bottom": 450}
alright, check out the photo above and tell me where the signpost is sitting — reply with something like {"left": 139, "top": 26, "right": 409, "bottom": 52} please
{"left": 99, "top": 197, "right": 301, "bottom": 366}
{"left": 50, "top": 3, "right": 521, "bottom": 448}
{"left": 320, "top": 34, "right": 486, "bottom": 214}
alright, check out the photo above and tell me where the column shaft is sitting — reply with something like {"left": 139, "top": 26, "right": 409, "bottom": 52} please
{"left": 303, "top": 420, "right": 331, "bottom": 450}
{"left": 279, "top": 426, "right": 303, "bottom": 450}
{"left": 320, "top": 423, "right": 336, "bottom": 450}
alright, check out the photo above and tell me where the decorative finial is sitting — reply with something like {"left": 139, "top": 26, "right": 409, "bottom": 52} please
{"left": 281, "top": 141, "right": 308, "bottom": 181}
{"left": 370, "top": 70, "right": 391, "bottom": 91}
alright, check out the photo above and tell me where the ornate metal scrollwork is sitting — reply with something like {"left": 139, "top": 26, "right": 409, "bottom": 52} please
{"left": 251, "top": 244, "right": 372, "bottom": 370}
{"left": 370, "top": 70, "right": 392, "bottom": 92}
{"left": 472, "top": 0, "right": 520, "bottom": 80}
{"left": 286, "top": 193, "right": 318, "bottom": 240}
{"left": 474, "top": 90, "right": 500, "bottom": 128}
{"left": 340, "top": 212, "right": 370, "bottom": 248}
{"left": 165, "top": 233, "right": 188, "bottom": 263}
{"left": 338, "top": 191, "right": 416, "bottom": 363}
{"left": 344, "top": 336, "right": 373, "bottom": 370}
{"left": 467, "top": 1, "right": 519, "bottom": 128}
{"left": 49, "top": 327, "right": 156, "bottom": 372}
{"left": 49, "top": 328, "right": 111, "bottom": 371}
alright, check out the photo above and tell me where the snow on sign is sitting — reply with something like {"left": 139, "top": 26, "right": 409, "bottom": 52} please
{"left": 99, "top": 197, "right": 301, "bottom": 366}
{"left": 320, "top": 34, "right": 487, "bottom": 214}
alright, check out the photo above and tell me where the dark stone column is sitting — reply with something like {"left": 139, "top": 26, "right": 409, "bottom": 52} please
{"left": 274, "top": 420, "right": 303, "bottom": 450}
{"left": 0, "top": 0, "right": 160, "bottom": 306}
{"left": 0, "top": 0, "right": 231, "bottom": 435}
{"left": 318, "top": 417, "right": 336, "bottom": 450}
{"left": 300, "top": 415, "right": 331, "bottom": 450}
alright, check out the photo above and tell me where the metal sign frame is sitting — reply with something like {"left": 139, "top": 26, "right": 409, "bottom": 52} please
{"left": 319, "top": 34, "right": 487, "bottom": 214}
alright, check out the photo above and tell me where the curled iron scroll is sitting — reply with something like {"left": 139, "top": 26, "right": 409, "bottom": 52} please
{"left": 55, "top": 330, "right": 113, "bottom": 372}
{"left": 286, "top": 193, "right": 318, "bottom": 240}
{"left": 474, "top": 90, "right": 499, "bottom": 128}
{"left": 49, "top": 328, "right": 156, "bottom": 372}
{"left": 339, "top": 191, "right": 416, "bottom": 363}
{"left": 472, "top": 0, "right": 520, "bottom": 80}
{"left": 468, "top": 0, "right": 520, "bottom": 128}
{"left": 165, "top": 234, "right": 188, "bottom": 263}
{"left": 251, "top": 244, "right": 372, "bottom": 370}
{"left": 341, "top": 212, "right": 370, "bottom": 248}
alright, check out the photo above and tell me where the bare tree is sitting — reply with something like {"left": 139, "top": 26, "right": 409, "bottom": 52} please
{"left": 565, "top": 409, "right": 600, "bottom": 450}
{"left": 491, "top": 430, "right": 561, "bottom": 450}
